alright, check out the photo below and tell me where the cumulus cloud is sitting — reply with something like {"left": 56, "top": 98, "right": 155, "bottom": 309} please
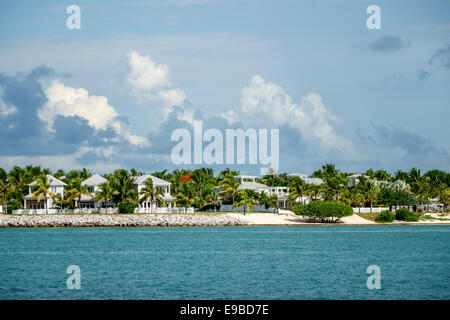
{"left": 125, "top": 51, "right": 188, "bottom": 124}
{"left": 368, "top": 36, "right": 410, "bottom": 52}
{"left": 0, "top": 89, "right": 18, "bottom": 116}
{"left": 40, "top": 79, "right": 149, "bottom": 147}
{"left": 40, "top": 80, "right": 118, "bottom": 131}
{"left": 429, "top": 44, "right": 450, "bottom": 69}
{"left": 126, "top": 50, "right": 172, "bottom": 92}
{"left": 238, "top": 75, "right": 354, "bottom": 154}
{"left": 219, "top": 109, "right": 238, "bottom": 125}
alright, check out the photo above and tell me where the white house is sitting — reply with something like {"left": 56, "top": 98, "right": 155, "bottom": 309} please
{"left": 347, "top": 174, "right": 410, "bottom": 191}
{"left": 24, "top": 175, "right": 66, "bottom": 209}
{"left": 132, "top": 174, "right": 175, "bottom": 210}
{"left": 288, "top": 173, "right": 325, "bottom": 186}
{"left": 76, "top": 174, "right": 110, "bottom": 209}
{"left": 287, "top": 173, "right": 324, "bottom": 204}
{"left": 234, "top": 175, "right": 289, "bottom": 207}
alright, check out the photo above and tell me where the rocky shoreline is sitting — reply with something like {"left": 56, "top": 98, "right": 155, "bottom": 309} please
{"left": 0, "top": 214, "right": 248, "bottom": 228}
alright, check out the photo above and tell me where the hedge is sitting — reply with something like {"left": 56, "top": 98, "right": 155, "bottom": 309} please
{"left": 375, "top": 210, "right": 395, "bottom": 223}
{"left": 395, "top": 208, "right": 419, "bottom": 222}
{"left": 118, "top": 202, "right": 135, "bottom": 214}
{"left": 291, "top": 201, "right": 353, "bottom": 223}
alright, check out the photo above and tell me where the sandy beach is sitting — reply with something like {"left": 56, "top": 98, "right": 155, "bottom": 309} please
{"left": 226, "top": 212, "right": 450, "bottom": 225}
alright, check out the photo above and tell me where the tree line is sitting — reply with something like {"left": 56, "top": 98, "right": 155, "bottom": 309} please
{"left": 0, "top": 164, "right": 449, "bottom": 214}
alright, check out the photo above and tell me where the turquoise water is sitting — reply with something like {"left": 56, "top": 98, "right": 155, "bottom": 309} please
{"left": 0, "top": 226, "right": 449, "bottom": 300}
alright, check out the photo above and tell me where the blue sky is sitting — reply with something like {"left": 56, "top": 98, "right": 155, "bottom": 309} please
{"left": 0, "top": 0, "right": 449, "bottom": 175}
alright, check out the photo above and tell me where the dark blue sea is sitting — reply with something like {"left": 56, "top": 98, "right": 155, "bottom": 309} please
{"left": 0, "top": 226, "right": 449, "bottom": 299}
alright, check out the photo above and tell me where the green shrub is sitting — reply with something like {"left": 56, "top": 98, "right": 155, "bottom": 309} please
{"left": 395, "top": 208, "right": 411, "bottom": 221}
{"left": 404, "top": 212, "right": 419, "bottom": 222}
{"left": 395, "top": 208, "right": 420, "bottom": 221}
{"left": 118, "top": 202, "right": 135, "bottom": 214}
{"left": 291, "top": 201, "right": 353, "bottom": 223}
{"left": 375, "top": 210, "right": 395, "bottom": 223}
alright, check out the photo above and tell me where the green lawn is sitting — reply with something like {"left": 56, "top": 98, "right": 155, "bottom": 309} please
{"left": 355, "top": 211, "right": 378, "bottom": 221}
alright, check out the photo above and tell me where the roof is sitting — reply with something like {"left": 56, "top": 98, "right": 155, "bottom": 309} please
{"left": 29, "top": 174, "right": 66, "bottom": 187}
{"left": 132, "top": 174, "right": 171, "bottom": 186}
{"left": 347, "top": 174, "right": 369, "bottom": 179}
{"left": 235, "top": 175, "right": 258, "bottom": 179}
{"left": 238, "top": 182, "right": 269, "bottom": 190}
{"left": 288, "top": 173, "right": 309, "bottom": 178}
{"left": 303, "top": 177, "right": 324, "bottom": 185}
{"left": 81, "top": 174, "right": 108, "bottom": 186}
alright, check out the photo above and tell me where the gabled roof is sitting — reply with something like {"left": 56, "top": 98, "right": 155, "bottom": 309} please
{"left": 131, "top": 174, "right": 171, "bottom": 186}
{"left": 29, "top": 174, "right": 66, "bottom": 187}
{"left": 238, "top": 181, "right": 269, "bottom": 190}
{"left": 288, "top": 173, "right": 309, "bottom": 178}
{"left": 303, "top": 177, "right": 324, "bottom": 185}
{"left": 347, "top": 174, "right": 369, "bottom": 179}
{"left": 235, "top": 175, "right": 257, "bottom": 179}
{"left": 81, "top": 174, "right": 108, "bottom": 186}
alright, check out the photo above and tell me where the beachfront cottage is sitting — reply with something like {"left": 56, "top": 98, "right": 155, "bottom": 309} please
{"left": 76, "top": 174, "right": 111, "bottom": 209}
{"left": 287, "top": 173, "right": 325, "bottom": 204}
{"left": 24, "top": 175, "right": 66, "bottom": 209}
{"left": 288, "top": 173, "right": 325, "bottom": 186}
{"left": 235, "top": 175, "right": 289, "bottom": 208}
{"left": 132, "top": 174, "right": 175, "bottom": 210}
{"left": 346, "top": 174, "right": 410, "bottom": 191}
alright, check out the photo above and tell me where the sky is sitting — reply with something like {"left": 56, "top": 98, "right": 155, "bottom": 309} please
{"left": 0, "top": 0, "right": 449, "bottom": 176}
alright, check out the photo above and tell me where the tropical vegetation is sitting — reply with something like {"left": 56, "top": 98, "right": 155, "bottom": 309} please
{"left": 0, "top": 164, "right": 449, "bottom": 216}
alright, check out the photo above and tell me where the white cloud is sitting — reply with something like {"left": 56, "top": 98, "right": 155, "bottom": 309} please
{"left": 219, "top": 109, "right": 238, "bottom": 125}
{"left": 126, "top": 50, "right": 172, "bottom": 93}
{"left": 0, "top": 87, "right": 18, "bottom": 117}
{"left": 0, "top": 100, "right": 18, "bottom": 117}
{"left": 125, "top": 50, "right": 188, "bottom": 124}
{"left": 239, "top": 75, "right": 354, "bottom": 153}
{"left": 40, "top": 79, "right": 149, "bottom": 147}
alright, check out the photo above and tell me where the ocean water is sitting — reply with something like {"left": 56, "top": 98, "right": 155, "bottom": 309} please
{"left": 0, "top": 225, "right": 449, "bottom": 300}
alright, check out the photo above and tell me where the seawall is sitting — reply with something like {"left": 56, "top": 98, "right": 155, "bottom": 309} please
{"left": 0, "top": 214, "right": 248, "bottom": 228}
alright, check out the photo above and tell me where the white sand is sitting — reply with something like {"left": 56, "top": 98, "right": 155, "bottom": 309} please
{"left": 226, "top": 212, "right": 450, "bottom": 225}
{"left": 226, "top": 213, "right": 375, "bottom": 225}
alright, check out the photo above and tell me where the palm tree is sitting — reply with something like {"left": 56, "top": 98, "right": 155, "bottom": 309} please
{"left": 31, "top": 175, "right": 55, "bottom": 215}
{"left": 95, "top": 182, "right": 116, "bottom": 213}
{"left": 365, "top": 184, "right": 380, "bottom": 213}
{"left": 394, "top": 170, "right": 408, "bottom": 182}
{"left": 288, "top": 179, "right": 306, "bottom": 205}
{"left": 192, "top": 168, "right": 214, "bottom": 202}
{"left": 0, "top": 179, "right": 12, "bottom": 214}
{"left": 110, "top": 169, "right": 137, "bottom": 205}
{"left": 439, "top": 187, "right": 450, "bottom": 211}
{"left": 219, "top": 176, "right": 240, "bottom": 212}
{"left": 307, "top": 184, "right": 322, "bottom": 201}
{"left": 373, "top": 169, "right": 391, "bottom": 181}
{"left": 54, "top": 169, "right": 66, "bottom": 179}
{"left": 139, "top": 178, "right": 164, "bottom": 213}
{"left": 205, "top": 192, "right": 222, "bottom": 212}
{"left": 8, "top": 166, "right": 32, "bottom": 195}
{"left": 352, "top": 193, "right": 365, "bottom": 213}
{"left": 267, "top": 194, "right": 278, "bottom": 210}
{"left": 234, "top": 190, "right": 258, "bottom": 215}
{"left": 66, "top": 178, "right": 92, "bottom": 213}
{"left": 174, "top": 182, "right": 200, "bottom": 208}
{"left": 51, "top": 193, "right": 65, "bottom": 209}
